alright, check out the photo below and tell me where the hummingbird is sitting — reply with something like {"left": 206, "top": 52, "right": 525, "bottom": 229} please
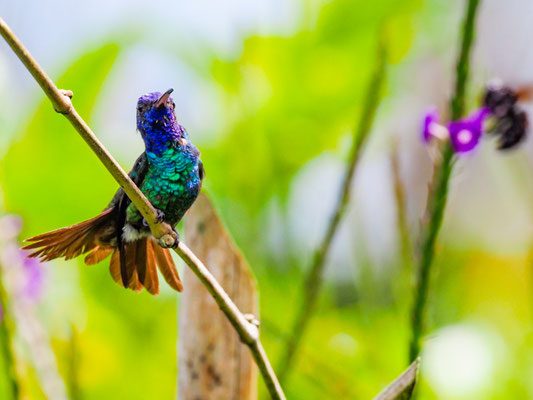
{"left": 23, "top": 89, "right": 204, "bottom": 295}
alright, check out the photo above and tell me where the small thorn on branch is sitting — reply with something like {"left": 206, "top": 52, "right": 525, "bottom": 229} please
{"left": 54, "top": 89, "right": 73, "bottom": 114}
{"left": 244, "top": 313, "right": 260, "bottom": 328}
{"left": 59, "top": 89, "right": 73, "bottom": 98}
{"left": 243, "top": 323, "right": 260, "bottom": 345}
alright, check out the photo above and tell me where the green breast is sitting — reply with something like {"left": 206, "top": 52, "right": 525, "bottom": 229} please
{"left": 126, "top": 146, "right": 202, "bottom": 227}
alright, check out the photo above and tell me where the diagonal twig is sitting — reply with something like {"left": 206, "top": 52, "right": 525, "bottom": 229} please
{"left": 0, "top": 17, "right": 286, "bottom": 400}
{"left": 277, "top": 38, "right": 387, "bottom": 382}
{"left": 372, "top": 359, "right": 419, "bottom": 400}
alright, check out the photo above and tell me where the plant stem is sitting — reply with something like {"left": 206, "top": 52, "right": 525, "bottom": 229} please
{"left": 409, "top": 144, "right": 454, "bottom": 361}
{"left": 372, "top": 359, "right": 419, "bottom": 400}
{"left": 277, "top": 40, "right": 387, "bottom": 382}
{"left": 67, "top": 326, "right": 81, "bottom": 400}
{"left": 409, "top": 0, "right": 482, "bottom": 362}
{"left": 391, "top": 145, "right": 413, "bottom": 274}
{"left": 0, "top": 273, "right": 19, "bottom": 400}
{"left": 0, "top": 17, "right": 286, "bottom": 400}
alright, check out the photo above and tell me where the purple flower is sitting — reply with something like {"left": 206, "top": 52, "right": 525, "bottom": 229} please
{"left": 422, "top": 107, "right": 440, "bottom": 143}
{"left": 448, "top": 107, "right": 491, "bottom": 153}
{"left": 0, "top": 215, "right": 45, "bottom": 302}
{"left": 21, "top": 252, "right": 43, "bottom": 300}
{"left": 422, "top": 107, "right": 449, "bottom": 143}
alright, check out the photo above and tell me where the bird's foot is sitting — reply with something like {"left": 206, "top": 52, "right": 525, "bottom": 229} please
{"left": 155, "top": 209, "right": 166, "bottom": 223}
{"left": 171, "top": 228, "right": 180, "bottom": 248}
{"left": 157, "top": 228, "right": 179, "bottom": 249}
{"left": 142, "top": 209, "right": 166, "bottom": 228}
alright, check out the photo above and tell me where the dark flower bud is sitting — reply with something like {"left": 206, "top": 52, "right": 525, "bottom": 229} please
{"left": 483, "top": 85, "right": 517, "bottom": 119}
{"left": 496, "top": 108, "right": 528, "bottom": 150}
{"left": 482, "top": 83, "right": 528, "bottom": 150}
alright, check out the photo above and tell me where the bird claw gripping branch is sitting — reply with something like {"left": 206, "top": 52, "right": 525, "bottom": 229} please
{"left": 23, "top": 89, "right": 204, "bottom": 295}
{"left": 155, "top": 209, "right": 166, "bottom": 224}
{"left": 156, "top": 228, "right": 180, "bottom": 250}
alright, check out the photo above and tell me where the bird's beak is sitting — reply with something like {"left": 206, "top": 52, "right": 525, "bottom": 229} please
{"left": 156, "top": 88, "right": 174, "bottom": 108}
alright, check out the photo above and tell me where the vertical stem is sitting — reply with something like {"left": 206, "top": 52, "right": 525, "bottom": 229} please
{"left": 0, "top": 273, "right": 19, "bottom": 400}
{"left": 391, "top": 145, "right": 413, "bottom": 273}
{"left": 409, "top": 0, "right": 482, "bottom": 362}
{"left": 409, "top": 144, "right": 454, "bottom": 361}
{"left": 67, "top": 326, "right": 81, "bottom": 400}
{"left": 277, "top": 40, "right": 387, "bottom": 382}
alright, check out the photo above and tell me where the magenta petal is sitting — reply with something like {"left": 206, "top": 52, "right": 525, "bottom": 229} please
{"left": 448, "top": 123, "right": 481, "bottom": 153}
{"left": 448, "top": 107, "right": 491, "bottom": 153}
{"left": 421, "top": 107, "right": 440, "bottom": 143}
{"left": 20, "top": 250, "right": 44, "bottom": 300}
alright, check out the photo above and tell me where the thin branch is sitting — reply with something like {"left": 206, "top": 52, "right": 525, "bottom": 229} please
{"left": 277, "top": 39, "right": 387, "bottom": 382}
{"left": 409, "top": 0, "right": 482, "bottom": 361}
{"left": 0, "top": 17, "right": 286, "bottom": 400}
{"left": 372, "top": 359, "right": 419, "bottom": 400}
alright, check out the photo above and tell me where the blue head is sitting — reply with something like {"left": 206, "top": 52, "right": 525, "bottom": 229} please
{"left": 136, "top": 89, "right": 184, "bottom": 156}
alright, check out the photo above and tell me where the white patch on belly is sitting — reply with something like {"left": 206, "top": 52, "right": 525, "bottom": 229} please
{"left": 122, "top": 223, "right": 150, "bottom": 242}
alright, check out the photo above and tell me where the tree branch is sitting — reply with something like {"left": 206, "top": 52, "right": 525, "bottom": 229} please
{"left": 277, "top": 38, "right": 387, "bottom": 382}
{"left": 0, "top": 17, "right": 286, "bottom": 400}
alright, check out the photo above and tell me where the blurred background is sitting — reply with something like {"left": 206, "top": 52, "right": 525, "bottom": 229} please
{"left": 1, "top": 0, "right": 533, "bottom": 399}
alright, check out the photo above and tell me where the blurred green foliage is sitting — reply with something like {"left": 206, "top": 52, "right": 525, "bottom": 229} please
{"left": 1, "top": 0, "right": 533, "bottom": 399}
{"left": 204, "top": 0, "right": 419, "bottom": 215}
